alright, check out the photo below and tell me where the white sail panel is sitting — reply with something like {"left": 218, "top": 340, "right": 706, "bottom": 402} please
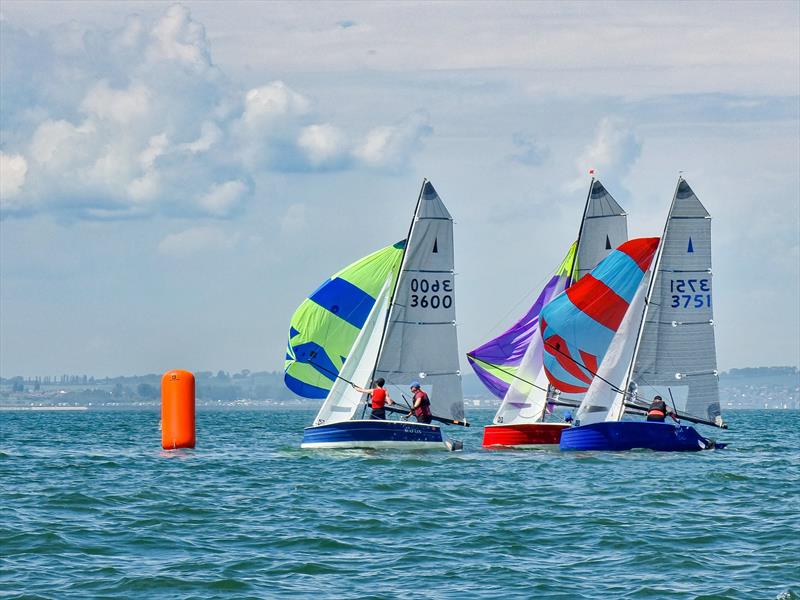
{"left": 313, "top": 277, "right": 393, "bottom": 426}
{"left": 494, "top": 330, "right": 551, "bottom": 425}
{"left": 374, "top": 181, "right": 465, "bottom": 421}
{"left": 575, "top": 180, "right": 628, "bottom": 281}
{"left": 574, "top": 273, "right": 649, "bottom": 425}
{"left": 630, "top": 179, "right": 722, "bottom": 423}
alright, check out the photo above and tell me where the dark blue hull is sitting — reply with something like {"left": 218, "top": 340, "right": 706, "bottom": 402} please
{"left": 301, "top": 420, "right": 446, "bottom": 449}
{"left": 560, "top": 421, "right": 722, "bottom": 452}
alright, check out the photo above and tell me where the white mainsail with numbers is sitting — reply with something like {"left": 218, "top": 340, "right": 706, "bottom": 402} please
{"left": 574, "top": 177, "right": 724, "bottom": 426}
{"left": 373, "top": 180, "right": 465, "bottom": 421}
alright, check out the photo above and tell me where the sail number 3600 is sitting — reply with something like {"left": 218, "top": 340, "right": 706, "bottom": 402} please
{"left": 410, "top": 278, "right": 453, "bottom": 309}
{"left": 670, "top": 278, "right": 711, "bottom": 308}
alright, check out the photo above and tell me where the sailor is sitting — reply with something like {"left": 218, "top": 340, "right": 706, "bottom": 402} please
{"left": 352, "top": 378, "right": 394, "bottom": 420}
{"left": 407, "top": 381, "right": 433, "bottom": 424}
{"left": 646, "top": 395, "right": 678, "bottom": 423}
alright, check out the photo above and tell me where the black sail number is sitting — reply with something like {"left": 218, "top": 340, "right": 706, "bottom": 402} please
{"left": 409, "top": 278, "right": 453, "bottom": 310}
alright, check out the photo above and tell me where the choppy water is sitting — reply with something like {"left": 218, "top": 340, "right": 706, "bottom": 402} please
{"left": 1, "top": 409, "right": 798, "bottom": 599}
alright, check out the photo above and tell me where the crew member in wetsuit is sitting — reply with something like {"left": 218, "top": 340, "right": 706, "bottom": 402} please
{"left": 352, "top": 378, "right": 394, "bottom": 420}
{"left": 646, "top": 395, "right": 678, "bottom": 423}
{"left": 406, "top": 381, "right": 433, "bottom": 424}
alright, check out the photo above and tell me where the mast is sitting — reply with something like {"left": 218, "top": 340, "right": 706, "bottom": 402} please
{"left": 613, "top": 176, "right": 682, "bottom": 421}
{"left": 368, "top": 179, "right": 426, "bottom": 384}
{"left": 567, "top": 176, "right": 595, "bottom": 283}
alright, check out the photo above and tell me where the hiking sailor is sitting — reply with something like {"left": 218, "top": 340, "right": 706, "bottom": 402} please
{"left": 352, "top": 378, "right": 395, "bottom": 420}
{"left": 406, "top": 381, "right": 433, "bottom": 424}
{"left": 645, "top": 395, "right": 678, "bottom": 423}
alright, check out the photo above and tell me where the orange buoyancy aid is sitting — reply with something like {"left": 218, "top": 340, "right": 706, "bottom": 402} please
{"left": 371, "top": 387, "right": 387, "bottom": 410}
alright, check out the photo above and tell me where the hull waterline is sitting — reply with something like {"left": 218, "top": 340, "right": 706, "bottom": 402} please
{"left": 301, "top": 420, "right": 453, "bottom": 450}
{"left": 559, "top": 421, "right": 723, "bottom": 452}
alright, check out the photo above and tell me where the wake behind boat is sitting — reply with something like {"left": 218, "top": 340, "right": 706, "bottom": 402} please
{"left": 285, "top": 180, "right": 467, "bottom": 450}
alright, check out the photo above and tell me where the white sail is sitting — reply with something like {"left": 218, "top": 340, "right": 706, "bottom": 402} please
{"left": 574, "top": 272, "right": 650, "bottom": 425}
{"left": 312, "top": 276, "right": 393, "bottom": 426}
{"left": 374, "top": 181, "right": 465, "bottom": 421}
{"left": 629, "top": 178, "right": 722, "bottom": 423}
{"left": 494, "top": 332, "right": 552, "bottom": 424}
{"left": 574, "top": 180, "right": 628, "bottom": 281}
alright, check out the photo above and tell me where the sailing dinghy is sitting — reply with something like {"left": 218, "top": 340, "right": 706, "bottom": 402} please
{"left": 558, "top": 178, "right": 727, "bottom": 451}
{"left": 467, "top": 179, "right": 628, "bottom": 447}
{"left": 285, "top": 180, "right": 467, "bottom": 450}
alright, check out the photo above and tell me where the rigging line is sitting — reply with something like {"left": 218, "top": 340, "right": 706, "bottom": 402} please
{"left": 465, "top": 354, "right": 550, "bottom": 395}
{"left": 473, "top": 264, "right": 563, "bottom": 344}
{"left": 541, "top": 338, "right": 629, "bottom": 397}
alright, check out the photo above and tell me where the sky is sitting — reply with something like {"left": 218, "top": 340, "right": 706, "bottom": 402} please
{"left": 1, "top": 1, "right": 798, "bottom": 378}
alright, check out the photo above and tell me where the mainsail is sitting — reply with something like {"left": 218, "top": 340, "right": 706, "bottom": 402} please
{"left": 467, "top": 179, "right": 627, "bottom": 400}
{"left": 311, "top": 276, "right": 393, "bottom": 425}
{"left": 284, "top": 241, "right": 405, "bottom": 398}
{"left": 540, "top": 237, "right": 660, "bottom": 395}
{"left": 628, "top": 178, "right": 722, "bottom": 423}
{"left": 573, "top": 180, "right": 628, "bottom": 281}
{"left": 374, "top": 181, "right": 465, "bottom": 421}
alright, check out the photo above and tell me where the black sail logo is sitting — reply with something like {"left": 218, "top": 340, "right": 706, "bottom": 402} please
{"left": 432, "top": 238, "right": 438, "bottom": 253}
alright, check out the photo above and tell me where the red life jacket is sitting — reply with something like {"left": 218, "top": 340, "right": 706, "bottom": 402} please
{"left": 371, "top": 387, "right": 387, "bottom": 410}
{"left": 647, "top": 399, "right": 667, "bottom": 419}
{"left": 413, "top": 390, "right": 432, "bottom": 418}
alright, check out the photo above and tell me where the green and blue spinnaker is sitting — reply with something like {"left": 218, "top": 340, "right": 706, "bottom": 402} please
{"left": 284, "top": 240, "right": 405, "bottom": 399}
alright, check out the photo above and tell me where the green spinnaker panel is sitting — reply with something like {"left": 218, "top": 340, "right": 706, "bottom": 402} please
{"left": 284, "top": 241, "right": 405, "bottom": 399}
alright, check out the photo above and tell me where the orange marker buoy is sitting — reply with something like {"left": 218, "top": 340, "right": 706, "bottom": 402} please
{"left": 161, "top": 370, "right": 195, "bottom": 449}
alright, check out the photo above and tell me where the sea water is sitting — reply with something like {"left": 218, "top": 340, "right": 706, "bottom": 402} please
{"left": 1, "top": 409, "right": 798, "bottom": 599}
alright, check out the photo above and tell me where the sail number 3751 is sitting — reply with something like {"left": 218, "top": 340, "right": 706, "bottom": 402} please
{"left": 670, "top": 278, "right": 711, "bottom": 308}
{"left": 410, "top": 278, "right": 453, "bottom": 309}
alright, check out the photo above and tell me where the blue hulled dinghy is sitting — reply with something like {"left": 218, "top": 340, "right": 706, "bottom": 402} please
{"left": 552, "top": 177, "right": 727, "bottom": 452}
{"left": 284, "top": 180, "right": 468, "bottom": 450}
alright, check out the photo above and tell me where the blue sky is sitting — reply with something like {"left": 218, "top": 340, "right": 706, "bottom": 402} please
{"left": 1, "top": 1, "right": 798, "bottom": 377}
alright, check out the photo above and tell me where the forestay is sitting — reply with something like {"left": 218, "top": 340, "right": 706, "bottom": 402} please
{"left": 312, "top": 277, "right": 393, "bottom": 426}
{"left": 629, "top": 178, "right": 722, "bottom": 423}
{"left": 374, "top": 181, "right": 465, "bottom": 421}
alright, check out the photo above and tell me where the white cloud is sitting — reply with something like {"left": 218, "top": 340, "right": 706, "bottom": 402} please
{"left": 0, "top": 153, "right": 28, "bottom": 208}
{"left": 298, "top": 124, "right": 347, "bottom": 167}
{"left": 80, "top": 81, "right": 152, "bottom": 124}
{"left": 0, "top": 5, "right": 433, "bottom": 220}
{"left": 280, "top": 203, "right": 307, "bottom": 234}
{"left": 145, "top": 4, "right": 211, "bottom": 70}
{"left": 353, "top": 111, "right": 432, "bottom": 171}
{"left": 568, "top": 117, "right": 642, "bottom": 191}
{"left": 178, "top": 121, "right": 221, "bottom": 154}
{"left": 241, "top": 81, "right": 311, "bottom": 127}
{"left": 157, "top": 226, "right": 240, "bottom": 258}
{"left": 197, "top": 180, "right": 249, "bottom": 217}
